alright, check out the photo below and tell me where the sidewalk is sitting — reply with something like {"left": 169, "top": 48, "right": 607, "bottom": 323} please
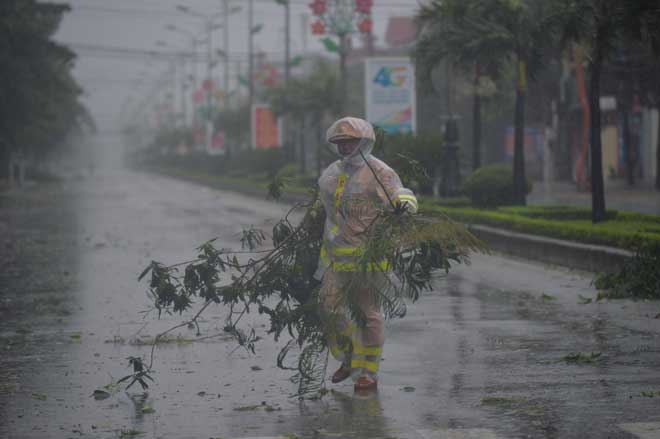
{"left": 528, "top": 179, "right": 660, "bottom": 214}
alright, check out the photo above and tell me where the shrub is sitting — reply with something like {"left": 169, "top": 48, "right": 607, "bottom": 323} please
{"left": 595, "top": 242, "right": 660, "bottom": 300}
{"left": 462, "top": 164, "right": 532, "bottom": 208}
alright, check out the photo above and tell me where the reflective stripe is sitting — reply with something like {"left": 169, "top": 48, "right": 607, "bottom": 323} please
{"left": 396, "top": 194, "right": 417, "bottom": 204}
{"left": 332, "top": 260, "right": 390, "bottom": 272}
{"left": 320, "top": 246, "right": 330, "bottom": 265}
{"left": 351, "top": 359, "right": 379, "bottom": 372}
{"left": 330, "top": 343, "right": 346, "bottom": 358}
{"left": 334, "top": 173, "right": 347, "bottom": 211}
{"left": 396, "top": 194, "right": 418, "bottom": 208}
{"left": 333, "top": 247, "right": 364, "bottom": 256}
{"left": 353, "top": 345, "right": 382, "bottom": 356}
{"left": 330, "top": 224, "right": 339, "bottom": 234}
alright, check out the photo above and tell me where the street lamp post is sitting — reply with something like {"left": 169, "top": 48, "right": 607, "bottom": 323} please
{"left": 309, "top": 0, "right": 374, "bottom": 113}
{"left": 165, "top": 24, "right": 201, "bottom": 129}
{"left": 175, "top": 4, "right": 241, "bottom": 154}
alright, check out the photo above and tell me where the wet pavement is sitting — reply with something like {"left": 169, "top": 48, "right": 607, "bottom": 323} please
{"left": 1, "top": 169, "right": 660, "bottom": 439}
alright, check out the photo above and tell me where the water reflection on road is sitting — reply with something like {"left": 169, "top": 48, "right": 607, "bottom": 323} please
{"left": 1, "top": 169, "right": 660, "bottom": 439}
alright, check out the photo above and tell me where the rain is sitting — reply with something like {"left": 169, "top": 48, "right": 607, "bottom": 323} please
{"left": 2, "top": 1, "right": 660, "bottom": 438}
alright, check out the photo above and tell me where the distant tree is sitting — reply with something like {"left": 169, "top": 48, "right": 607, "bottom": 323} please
{"left": 267, "top": 59, "right": 341, "bottom": 175}
{"left": 416, "top": 0, "right": 562, "bottom": 205}
{"left": 559, "top": 0, "right": 660, "bottom": 220}
{"left": 0, "top": 0, "right": 89, "bottom": 175}
{"left": 416, "top": 0, "right": 501, "bottom": 172}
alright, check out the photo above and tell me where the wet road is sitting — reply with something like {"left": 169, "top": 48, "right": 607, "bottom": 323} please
{"left": 1, "top": 169, "right": 660, "bottom": 439}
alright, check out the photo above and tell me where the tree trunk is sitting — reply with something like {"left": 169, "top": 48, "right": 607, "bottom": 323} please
{"left": 472, "top": 64, "right": 482, "bottom": 171}
{"left": 512, "top": 59, "right": 527, "bottom": 205}
{"left": 656, "top": 108, "right": 660, "bottom": 190}
{"left": 339, "top": 34, "right": 348, "bottom": 115}
{"left": 0, "top": 141, "right": 8, "bottom": 181}
{"left": 656, "top": 65, "right": 660, "bottom": 190}
{"left": 316, "top": 112, "right": 323, "bottom": 177}
{"left": 589, "top": 55, "right": 606, "bottom": 223}
{"left": 299, "top": 117, "right": 306, "bottom": 174}
{"left": 622, "top": 107, "right": 635, "bottom": 186}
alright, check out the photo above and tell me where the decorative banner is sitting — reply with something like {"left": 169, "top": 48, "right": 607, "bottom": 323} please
{"left": 251, "top": 104, "right": 282, "bottom": 149}
{"left": 207, "top": 130, "right": 226, "bottom": 156}
{"left": 365, "top": 57, "right": 416, "bottom": 134}
{"left": 202, "top": 79, "right": 215, "bottom": 92}
{"left": 193, "top": 89, "right": 205, "bottom": 105}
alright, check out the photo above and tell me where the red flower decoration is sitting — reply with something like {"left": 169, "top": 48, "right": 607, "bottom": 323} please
{"left": 355, "top": 0, "right": 373, "bottom": 14}
{"left": 311, "top": 20, "right": 326, "bottom": 35}
{"left": 358, "top": 17, "right": 373, "bottom": 34}
{"left": 309, "top": 0, "right": 326, "bottom": 16}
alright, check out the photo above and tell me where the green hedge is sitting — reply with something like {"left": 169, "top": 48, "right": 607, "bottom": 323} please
{"left": 462, "top": 164, "right": 533, "bottom": 208}
{"left": 420, "top": 201, "right": 660, "bottom": 250}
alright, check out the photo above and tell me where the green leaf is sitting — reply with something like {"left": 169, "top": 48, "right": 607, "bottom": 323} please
{"left": 320, "top": 37, "right": 339, "bottom": 53}
{"left": 288, "top": 55, "right": 303, "bottom": 67}
{"left": 577, "top": 294, "right": 592, "bottom": 305}
{"left": 92, "top": 389, "right": 111, "bottom": 400}
{"left": 138, "top": 262, "right": 153, "bottom": 281}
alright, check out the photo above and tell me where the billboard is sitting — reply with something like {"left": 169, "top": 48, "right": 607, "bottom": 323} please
{"left": 251, "top": 104, "right": 282, "bottom": 149}
{"left": 365, "top": 58, "right": 416, "bottom": 134}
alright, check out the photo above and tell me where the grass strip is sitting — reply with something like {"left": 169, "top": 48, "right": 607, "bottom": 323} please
{"left": 420, "top": 201, "right": 660, "bottom": 250}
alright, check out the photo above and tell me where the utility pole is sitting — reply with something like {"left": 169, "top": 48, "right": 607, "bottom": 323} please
{"left": 284, "top": 0, "right": 290, "bottom": 86}
{"left": 191, "top": 38, "right": 198, "bottom": 131}
{"left": 248, "top": 0, "right": 254, "bottom": 149}
{"left": 180, "top": 53, "right": 187, "bottom": 128}
{"left": 248, "top": 0, "right": 254, "bottom": 111}
{"left": 283, "top": 0, "right": 291, "bottom": 159}
{"left": 206, "top": 18, "right": 214, "bottom": 154}
{"left": 223, "top": 0, "right": 230, "bottom": 108}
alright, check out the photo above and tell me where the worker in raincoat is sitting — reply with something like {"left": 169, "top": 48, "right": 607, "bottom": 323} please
{"left": 315, "top": 117, "right": 418, "bottom": 391}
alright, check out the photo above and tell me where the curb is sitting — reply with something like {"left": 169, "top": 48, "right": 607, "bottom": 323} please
{"left": 469, "top": 224, "right": 632, "bottom": 274}
{"left": 145, "top": 167, "right": 631, "bottom": 274}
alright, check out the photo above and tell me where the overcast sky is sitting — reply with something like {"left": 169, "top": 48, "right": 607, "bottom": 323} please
{"left": 55, "top": 0, "right": 423, "bottom": 135}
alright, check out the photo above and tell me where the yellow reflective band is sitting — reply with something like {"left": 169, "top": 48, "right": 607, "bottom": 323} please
{"left": 332, "top": 260, "right": 390, "bottom": 272}
{"left": 396, "top": 195, "right": 418, "bottom": 208}
{"left": 330, "top": 344, "right": 346, "bottom": 358}
{"left": 342, "top": 323, "right": 355, "bottom": 337}
{"left": 319, "top": 246, "right": 330, "bottom": 264}
{"left": 334, "top": 174, "right": 347, "bottom": 211}
{"left": 397, "top": 194, "right": 417, "bottom": 203}
{"left": 331, "top": 224, "right": 339, "bottom": 234}
{"left": 352, "top": 346, "right": 382, "bottom": 356}
{"left": 333, "top": 247, "right": 364, "bottom": 256}
{"left": 351, "top": 359, "right": 379, "bottom": 372}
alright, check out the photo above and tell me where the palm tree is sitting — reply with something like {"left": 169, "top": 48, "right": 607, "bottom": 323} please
{"left": 416, "top": 0, "right": 498, "bottom": 172}
{"left": 416, "top": 0, "right": 562, "bottom": 205}
{"left": 559, "top": 0, "right": 660, "bottom": 221}
{"left": 632, "top": 1, "right": 660, "bottom": 191}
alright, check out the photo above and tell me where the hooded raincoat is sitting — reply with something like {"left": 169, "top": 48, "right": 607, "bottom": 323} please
{"left": 316, "top": 117, "right": 418, "bottom": 380}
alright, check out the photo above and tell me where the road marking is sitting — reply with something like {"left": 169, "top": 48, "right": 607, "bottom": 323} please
{"left": 417, "top": 429, "right": 499, "bottom": 439}
{"left": 619, "top": 423, "right": 660, "bottom": 439}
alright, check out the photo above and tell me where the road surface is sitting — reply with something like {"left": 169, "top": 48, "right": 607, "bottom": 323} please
{"left": 1, "top": 169, "right": 660, "bottom": 439}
